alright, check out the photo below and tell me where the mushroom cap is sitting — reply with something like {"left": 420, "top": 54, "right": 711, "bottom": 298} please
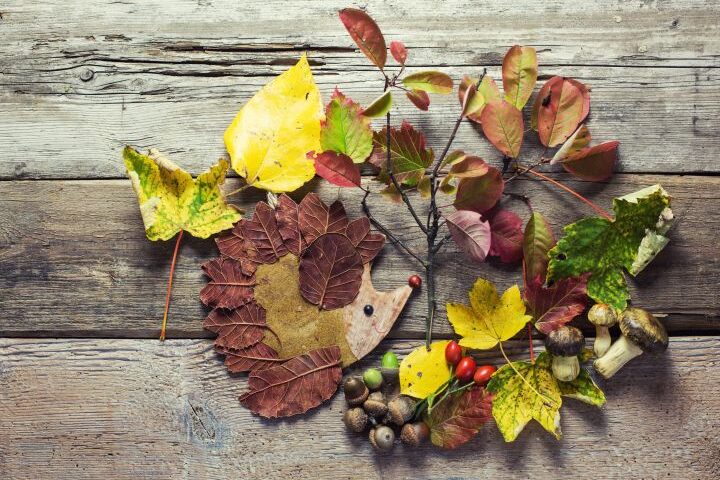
{"left": 545, "top": 326, "right": 585, "bottom": 356}
{"left": 588, "top": 303, "right": 618, "bottom": 327}
{"left": 619, "top": 308, "right": 668, "bottom": 353}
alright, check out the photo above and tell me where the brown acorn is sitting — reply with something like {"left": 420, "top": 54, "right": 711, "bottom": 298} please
{"left": 400, "top": 422, "right": 430, "bottom": 446}
{"left": 343, "top": 407, "right": 369, "bottom": 433}
{"left": 363, "top": 391, "right": 388, "bottom": 418}
{"left": 343, "top": 376, "right": 369, "bottom": 406}
{"left": 387, "top": 395, "right": 415, "bottom": 426}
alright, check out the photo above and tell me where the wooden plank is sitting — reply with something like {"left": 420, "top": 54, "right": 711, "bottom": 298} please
{"left": 0, "top": 174, "right": 717, "bottom": 338}
{"left": 0, "top": 337, "right": 718, "bottom": 479}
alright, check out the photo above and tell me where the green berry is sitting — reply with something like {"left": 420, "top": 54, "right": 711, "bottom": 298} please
{"left": 363, "top": 368, "right": 383, "bottom": 390}
{"left": 381, "top": 351, "right": 399, "bottom": 369}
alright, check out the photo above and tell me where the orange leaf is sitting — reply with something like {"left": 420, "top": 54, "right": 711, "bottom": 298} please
{"left": 502, "top": 45, "right": 537, "bottom": 109}
{"left": 480, "top": 100, "right": 524, "bottom": 158}
{"left": 535, "top": 76, "right": 590, "bottom": 147}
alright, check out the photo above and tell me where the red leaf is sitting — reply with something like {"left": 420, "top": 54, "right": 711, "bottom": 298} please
{"left": 449, "top": 156, "right": 489, "bottom": 178}
{"left": 524, "top": 273, "right": 590, "bottom": 334}
{"left": 390, "top": 40, "right": 407, "bottom": 64}
{"left": 298, "top": 193, "right": 349, "bottom": 245}
{"left": 310, "top": 151, "right": 361, "bottom": 187}
{"left": 215, "top": 221, "right": 263, "bottom": 276}
{"left": 446, "top": 210, "right": 492, "bottom": 263}
{"left": 345, "top": 217, "right": 386, "bottom": 264}
{"left": 242, "top": 202, "right": 288, "bottom": 263}
{"left": 522, "top": 211, "right": 556, "bottom": 282}
{"left": 299, "top": 233, "right": 363, "bottom": 310}
{"left": 275, "top": 194, "right": 305, "bottom": 256}
{"left": 239, "top": 346, "right": 343, "bottom": 418}
{"left": 487, "top": 208, "right": 524, "bottom": 263}
{"left": 480, "top": 100, "right": 524, "bottom": 158}
{"left": 203, "top": 302, "right": 268, "bottom": 351}
{"left": 222, "top": 342, "right": 282, "bottom": 373}
{"left": 406, "top": 89, "right": 430, "bottom": 111}
{"left": 535, "top": 76, "right": 590, "bottom": 147}
{"left": 339, "top": 8, "right": 387, "bottom": 69}
{"left": 200, "top": 258, "right": 255, "bottom": 308}
{"left": 453, "top": 167, "right": 504, "bottom": 213}
{"left": 425, "top": 385, "right": 494, "bottom": 449}
{"left": 561, "top": 141, "right": 619, "bottom": 181}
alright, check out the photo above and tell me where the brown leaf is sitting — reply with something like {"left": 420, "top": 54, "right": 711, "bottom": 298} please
{"left": 525, "top": 273, "right": 590, "bottom": 334}
{"left": 299, "top": 233, "right": 363, "bottom": 309}
{"left": 453, "top": 167, "right": 504, "bottom": 213}
{"left": 203, "top": 302, "right": 268, "bottom": 351}
{"left": 275, "top": 194, "right": 305, "bottom": 256}
{"left": 242, "top": 202, "right": 288, "bottom": 263}
{"left": 200, "top": 257, "right": 255, "bottom": 308}
{"left": 425, "top": 385, "right": 494, "bottom": 449}
{"left": 239, "top": 345, "right": 343, "bottom": 418}
{"left": 298, "top": 193, "right": 349, "bottom": 245}
{"left": 215, "top": 221, "right": 263, "bottom": 276}
{"left": 406, "top": 89, "right": 430, "bottom": 111}
{"left": 222, "top": 342, "right": 282, "bottom": 373}
{"left": 345, "top": 217, "right": 385, "bottom": 264}
{"left": 561, "top": 141, "right": 619, "bottom": 181}
{"left": 449, "top": 156, "right": 490, "bottom": 178}
{"left": 339, "top": 8, "right": 387, "bottom": 69}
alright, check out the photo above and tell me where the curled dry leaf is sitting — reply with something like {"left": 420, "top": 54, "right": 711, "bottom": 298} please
{"left": 453, "top": 166, "right": 504, "bottom": 213}
{"left": 551, "top": 124, "right": 592, "bottom": 164}
{"left": 390, "top": 40, "right": 407, "bottom": 64}
{"left": 298, "top": 193, "right": 349, "bottom": 244}
{"left": 242, "top": 202, "right": 288, "bottom": 263}
{"left": 425, "top": 385, "right": 494, "bottom": 449}
{"left": 203, "top": 302, "right": 269, "bottom": 351}
{"left": 339, "top": 8, "right": 387, "bottom": 69}
{"left": 310, "top": 151, "right": 362, "bottom": 187}
{"left": 458, "top": 74, "right": 502, "bottom": 123}
{"left": 534, "top": 76, "right": 590, "bottom": 147}
{"left": 216, "top": 221, "right": 263, "bottom": 276}
{"left": 239, "top": 345, "right": 343, "bottom": 418}
{"left": 480, "top": 100, "right": 524, "bottom": 158}
{"left": 402, "top": 71, "right": 453, "bottom": 94}
{"left": 223, "top": 342, "right": 282, "bottom": 373}
{"left": 275, "top": 194, "right": 305, "bottom": 256}
{"left": 524, "top": 273, "right": 590, "bottom": 334}
{"left": 446, "top": 210, "right": 492, "bottom": 263}
{"left": 299, "top": 233, "right": 364, "bottom": 309}
{"left": 502, "top": 45, "right": 538, "bottom": 110}
{"left": 345, "top": 217, "right": 386, "bottom": 264}
{"left": 406, "top": 89, "right": 430, "bottom": 111}
{"left": 561, "top": 141, "right": 620, "bottom": 181}
{"left": 487, "top": 208, "right": 524, "bottom": 263}
{"left": 200, "top": 257, "right": 255, "bottom": 308}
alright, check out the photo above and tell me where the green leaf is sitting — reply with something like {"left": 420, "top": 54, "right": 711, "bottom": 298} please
{"left": 547, "top": 185, "right": 672, "bottom": 310}
{"left": 402, "top": 71, "right": 454, "bottom": 94}
{"left": 320, "top": 89, "right": 373, "bottom": 163}
{"left": 558, "top": 367, "right": 606, "bottom": 407}
{"left": 502, "top": 45, "right": 537, "bottom": 110}
{"left": 486, "top": 352, "right": 562, "bottom": 442}
{"left": 362, "top": 90, "right": 393, "bottom": 118}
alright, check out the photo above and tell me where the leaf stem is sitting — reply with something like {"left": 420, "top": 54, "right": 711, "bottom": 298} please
{"left": 225, "top": 183, "right": 251, "bottom": 197}
{"left": 498, "top": 342, "right": 556, "bottom": 407}
{"left": 528, "top": 324, "right": 535, "bottom": 362}
{"left": 160, "top": 230, "right": 184, "bottom": 341}
{"left": 525, "top": 169, "right": 613, "bottom": 220}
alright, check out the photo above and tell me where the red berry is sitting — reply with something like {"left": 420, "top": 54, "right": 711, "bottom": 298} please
{"left": 473, "top": 364, "right": 497, "bottom": 385}
{"left": 454, "top": 356, "right": 477, "bottom": 383}
{"left": 408, "top": 274, "right": 422, "bottom": 289}
{"left": 445, "top": 341, "right": 462, "bottom": 365}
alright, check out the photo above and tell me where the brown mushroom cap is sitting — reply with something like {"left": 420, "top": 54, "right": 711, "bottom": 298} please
{"left": 588, "top": 303, "right": 618, "bottom": 327}
{"left": 619, "top": 308, "right": 668, "bottom": 353}
{"left": 545, "top": 326, "right": 585, "bottom": 356}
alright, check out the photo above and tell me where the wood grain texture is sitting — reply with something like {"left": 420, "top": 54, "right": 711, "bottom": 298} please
{"left": 0, "top": 175, "right": 717, "bottom": 338}
{"left": 0, "top": 337, "right": 718, "bottom": 479}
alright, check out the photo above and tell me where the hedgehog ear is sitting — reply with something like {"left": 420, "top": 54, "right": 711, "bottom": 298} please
{"left": 343, "top": 264, "right": 412, "bottom": 361}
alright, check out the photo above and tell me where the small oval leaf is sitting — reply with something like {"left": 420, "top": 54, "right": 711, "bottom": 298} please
{"left": 362, "top": 90, "right": 393, "bottom": 118}
{"left": 480, "top": 100, "right": 524, "bottom": 158}
{"left": 390, "top": 40, "right": 407, "bottom": 65}
{"left": 446, "top": 210, "right": 492, "bottom": 263}
{"left": 339, "top": 8, "right": 387, "bottom": 69}
{"left": 502, "top": 45, "right": 538, "bottom": 110}
{"left": 310, "top": 151, "right": 361, "bottom": 187}
{"left": 453, "top": 167, "right": 504, "bottom": 213}
{"left": 405, "top": 89, "right": 430, "bottom": 111}
{"left": 402, "top": 71, "right": 453, "bottom": 94}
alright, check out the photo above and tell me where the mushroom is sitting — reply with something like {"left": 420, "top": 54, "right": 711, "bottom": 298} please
{"left": 545, "top": 326, "right": 585, "bottom": 382}
{"left": 587, "top": 303, "right": 618, "bottom": 357}
{"left": 594, "top": 307, "right": 668, "bottom": 379}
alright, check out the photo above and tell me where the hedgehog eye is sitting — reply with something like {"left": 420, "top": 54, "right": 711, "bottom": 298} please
{"left": 363, "top": 304, "right": 374, "bottom": 316}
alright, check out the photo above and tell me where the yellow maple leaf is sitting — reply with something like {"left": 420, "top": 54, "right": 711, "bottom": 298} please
{"left": 224, "top": 54, "right": 323, "bottom": 193}
{"left": 446, "top": 278, "right": 531, "bottom": 350}
{"left": 123, "top": 146, "right": 241, "bottom": 241}
{"left": 399, "top": 340, "right": 452, "bottom": 399}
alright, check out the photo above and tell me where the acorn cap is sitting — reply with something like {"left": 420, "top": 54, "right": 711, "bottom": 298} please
{"left": 588, "top": 303, "right": 618, "bottom": 327}
{"left": 343, "top": 376, "right": 369, "bottom": 406}
{"left": 388, "top": 395, "right": 415, "bottom": 426}
{"left": 363, "top": 392, "right": 388, "bottom": 418}
{"left": 343, "top": 407, "right": 368, "bottom": 433}
{"left": 619, "top": 307, "right": 668, "bottom": 353}
{"left": 545, "top": 326, "right": 585, "bottom": 357}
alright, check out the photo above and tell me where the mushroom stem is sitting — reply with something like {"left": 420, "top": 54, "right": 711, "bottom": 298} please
{"left": 594, "top": 335, "right": 643, "bottom": 379}
{"left": 551, "top": 355, "right": 580, "bottom": 382}
{"left": 594, "top": 326, "right": 612, "bottom": 358}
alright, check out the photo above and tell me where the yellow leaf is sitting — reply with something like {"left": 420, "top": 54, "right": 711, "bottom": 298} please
{"left": 123, "top": 147, "right": 241, "bottom": 241}
{"left": 400, "top": 341, "right": 452, "bottom": 399}
{"left": 447, "top": 278, "right": 531, "bottom": 350}
{"left": 224, "top": 54, "right": 323, "bottom": 193}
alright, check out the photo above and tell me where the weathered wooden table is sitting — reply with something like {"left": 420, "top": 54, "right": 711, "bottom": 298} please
{"left": 1, "top": 1, "right": 719, "bottom": 478}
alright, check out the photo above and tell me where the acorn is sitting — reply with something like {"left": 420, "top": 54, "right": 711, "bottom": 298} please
{"left": 343, "top": 407, "right": 368, "bottom": 433}
{"left": 343, "top": 376, "right": 369, "bottom": 406}
{"left": 388, "top": 395, "right": 415, "bottom": 426}
{"left": 363, "top": 391, "right": 388, "bottom": 418}
{"left": 369, "top": 425, "right": 395, "bottom": 451}
{"left": 400, "top": 422, "right": 430, "bottom": 446}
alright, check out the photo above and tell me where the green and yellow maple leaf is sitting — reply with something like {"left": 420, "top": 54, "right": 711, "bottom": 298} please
{"left": 320, "top": 89, "right": 373, "bottom": 163}
{"left": 446, "top": 278, "right": 532, "bottom": 350}
{"left": 547, "top": 185, "right": 672, "bottom": 311}
{"left": 123, "top": 147, "right": 241, "bottom": 241}
{"left": 399, "top": 340, "right": 453, "bottom": 399}
{"left": 224, "top": 54, "right": 323, "bottom": 193}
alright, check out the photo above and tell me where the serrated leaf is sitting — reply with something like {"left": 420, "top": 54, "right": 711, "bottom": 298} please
{"left": 339, "top": 8, "right": 387, "bottom": 69}
{"left": 447, "top": 278, "right": 531, "bottom": 350}
{"left": 548, "top": 186, "right": 671, "bottom": 310}
{"left": 298, "top": 193, "right": 349, "bottom": 245}
{"left": 275, "top": 194, "right": 305, "bottom": 256}
{"left": 242, "top": 202, "right": 288, "bottom": 263}
{"left": 216, "top": 221, "right": 263, "bottom": 276}
{"left": 363, "top": 90, "right": 393, "bottom": 118}
{"left": 459, "top": 74, "right": 502, "bottom": 123}
{"left": 502, "top": 45, "right": 538, "bottom": 110}
{"left": 390, "top": 40, "right": 407, "bottom": 64}
{"left": 558, "top": 367, "right": 606, "bottom": 407}
{"left": 446, "top": 210, "right": 492, "bottom": 263}
{"left": 486, "top": 352, "right": 562, "bottom": 442}
{"left": 345, "top": 217, "right": 385, "bottom": 264}
{"left": 561, "top": 141, "right": 619, "bottom": 181}
{"left": 320, "top": 89, "right": 373, "bottom": 163}
{"left": 524, "top": 273, "right": 589, "bottom": 334}
{"left": 310, "top": 151, "right": 361, "bottom": 187}
{"left": 223, "top": 342, "right": 282, "bottom": 373}
{"left": 400, "top": 341, "right": 453, "bottom": 399}
{"left": 123, "top": 147, "right": 241, "bottom": 241}
{"left": 551, "top": 124, "right": 591, "bottom": 164}
{"left": 370, "top": 121, "right": 434, "bottom": 187}
{"left": 480, "top": 100, "right": 524, "bottom": 158}
{"left": 402, "top": 71, "right": 453, "bottom": 94}
{"left": 453, "top": 167, "right": 504, "bottom": 213}
{"left": 203, "top": 302, "right": 268, "bottom": 351}
{"left": 535, "top": 76, "right": 590, "bottom": 147}
{"left": 522, "top": 211, "right": 556, "bottom": 281}
{"left": 200, "top": 257, "right": 256, "bottom": 308}
{"left": 405, "top": 89, "right": 430, "bottom": 111}
{"left": 424, "top": 385, "right": 493, "bottom": 449}
{"left": 488, "top": 208, "right": 524, "bottom": 263}
{"left": 224, "top": 55, "right": 322, "bottom": 193}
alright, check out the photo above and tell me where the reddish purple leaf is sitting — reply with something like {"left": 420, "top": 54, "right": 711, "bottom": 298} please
{"left": 242, "top": 202, "right": 288, "bottom": 263}
{"left": 487, "top": 208, "right": 524, "bottom": 263}
{"left": 561, "top": 141, "right": 619, "bottom": 181}
{"left": 480, "top": 100, "right": 524, "bottom": 158}
{"left": 203, "top": 302, "right": 268, "bottom": 351}
{"left": 453, "top": 167, "right": 504, "bottom": 213}
{"left": 345, "top": 217, "right": 386, "bottom": 264}
{"left": 446, "top": 210, "right": 492, "bottom": 263}
{"left": 310, "top": 150, "right": 362, "bottom": 187}
{"left": 298, "top": 193, "right": 349, "bottom": 245}
{"left": 215, "top": 221, "right": 263, "bottom": 275}
{"left": 406, "top": 89, "right": 430, "bottom": 111}
{"left": 425, "top": 385, "right": 494, "bottom": 449}
{"left": 275, "top": 194, "right": 305, "bottom": 256}
{"left": 239, "top": 345, "right": 343, "bottom": 418}
{"left": 222, "top": 342, "right": 282, "bottom": 373}
{"left": 339, "top": 8, "right": 387, "bottom": 69}
{"left": 390, "top": 40, "right": 407, "bottom": 64}
{"left": 299, "top": 233, "right": 363, "bottom": 310}
{"left": 200, "top": 257, "right": 255, "bottom": 308}
{"left": 524, "top": 273, "right": 590, "bottom": 334}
